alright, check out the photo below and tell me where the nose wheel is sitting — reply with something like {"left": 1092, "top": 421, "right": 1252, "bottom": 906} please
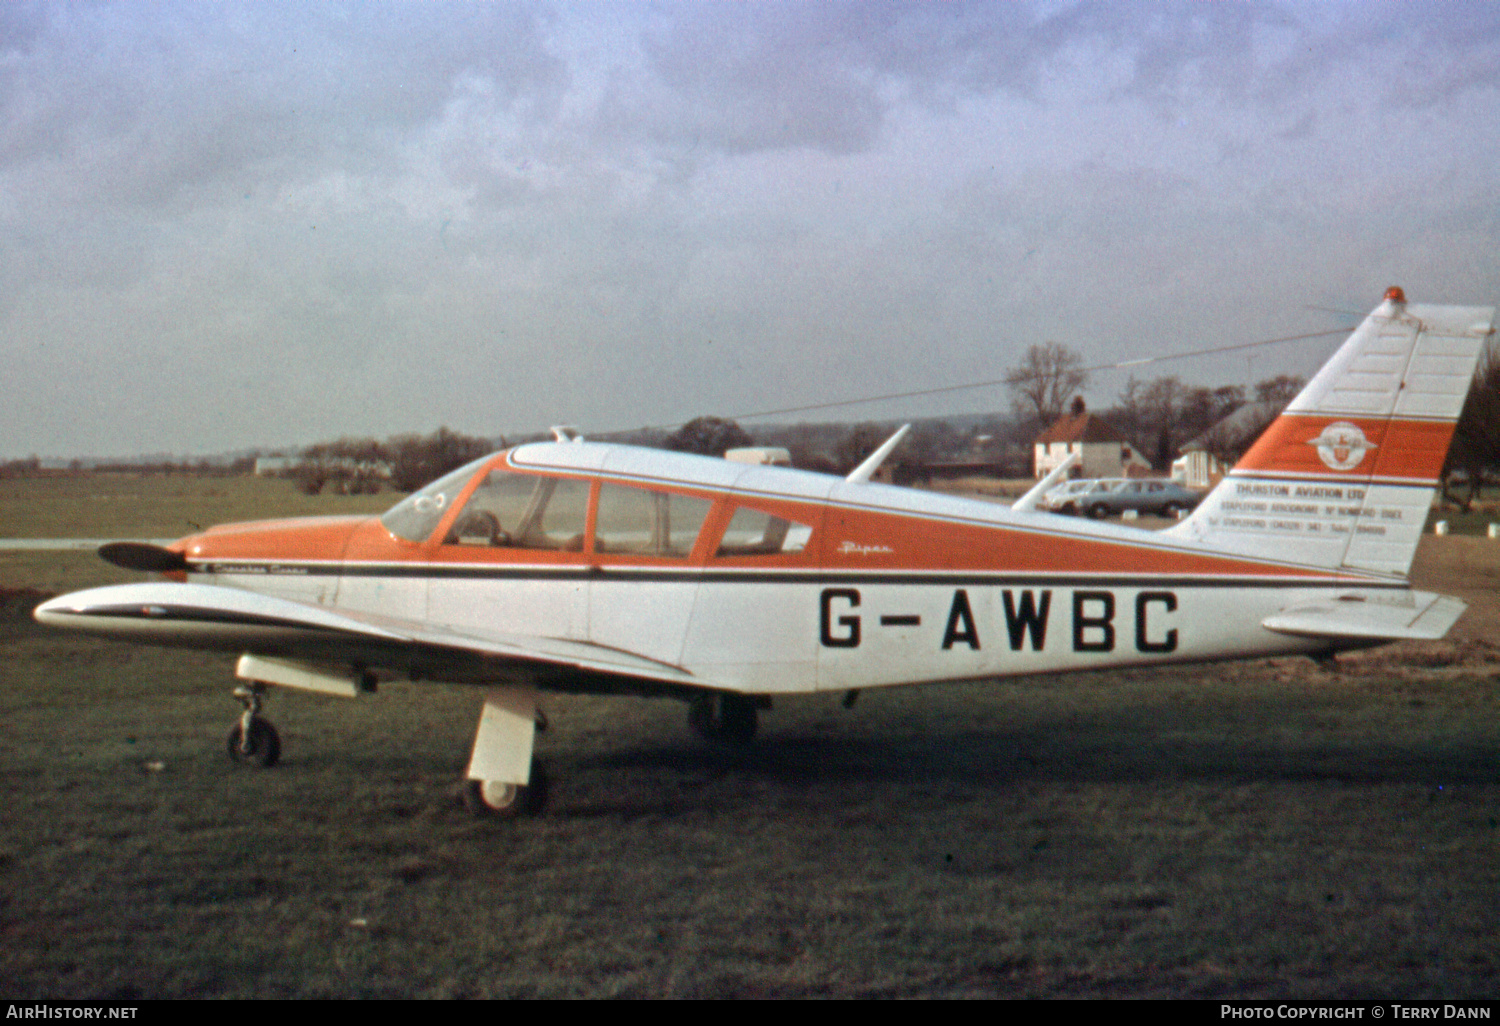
{"left": 227, "top": 682, "right": 281, "bottom": 768}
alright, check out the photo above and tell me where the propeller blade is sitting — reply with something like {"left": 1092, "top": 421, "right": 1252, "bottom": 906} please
{"left": 98, "top": 542, "right": 189, "bottom": 573}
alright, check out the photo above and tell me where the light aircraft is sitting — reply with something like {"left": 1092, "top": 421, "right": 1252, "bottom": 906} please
{"left": 34, "top": 288, "right": 1495, "bottom": 818}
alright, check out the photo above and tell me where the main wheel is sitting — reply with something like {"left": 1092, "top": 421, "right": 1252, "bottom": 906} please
{"left": 1087, "top": 502, "right": 1110, "bottom": 519}
{"left": 1162, "top": 501, "right": 1183, "bottom": 517}
{"left": 226, "top": 717, "right": 281, "bottom": 768}
{"left": 688, "top": 693, "right": 758, "bottom": 744}
{"left": 462, "top": 758, "right": 548, "bottom": 820}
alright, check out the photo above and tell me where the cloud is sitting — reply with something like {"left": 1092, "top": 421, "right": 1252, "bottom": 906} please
{"left": 1, "top": 1, "right": 1497, "bottom": 458}
{"left": 581, "top": 1, "right": 1069, "bottom": 160}
{"left": 0, "top": 1, "right": 566, "bottom": 210}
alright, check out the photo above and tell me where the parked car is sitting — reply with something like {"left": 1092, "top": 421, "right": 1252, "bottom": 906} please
{"left": 1042, "top": 478, "right": 1108, "bottom": 516}
{"left": 1044, "top": 478, "right": 1201, "bottom": 519}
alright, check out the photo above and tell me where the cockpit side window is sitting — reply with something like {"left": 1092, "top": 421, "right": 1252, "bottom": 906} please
{"left": 595, "top": 483, "right": 713, "bottom": 557}
{"left": 515, "top": 477, "right": 591, "bottom": 550}
{"left": 714, "top": 506, "right": 813, "bottom": 557}
{"left": 444, "top": 471, "right": 592, "bottom": 551}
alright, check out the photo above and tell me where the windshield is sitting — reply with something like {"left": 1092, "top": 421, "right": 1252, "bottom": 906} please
{"left": 380, "top": 453, "right": 496, "bottom": 543}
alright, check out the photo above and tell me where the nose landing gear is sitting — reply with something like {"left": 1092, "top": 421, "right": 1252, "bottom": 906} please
{"left": 227, "top": 682, "right": 281, "bottom": 768}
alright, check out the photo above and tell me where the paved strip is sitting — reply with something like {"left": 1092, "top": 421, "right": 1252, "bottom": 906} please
{"left": 0, "top": 539, "right": 175, "bottom": 550}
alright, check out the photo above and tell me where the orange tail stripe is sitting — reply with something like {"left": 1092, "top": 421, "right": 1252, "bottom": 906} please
{"left": 1232, "top": 416, "right": 1456, "bottom": 482}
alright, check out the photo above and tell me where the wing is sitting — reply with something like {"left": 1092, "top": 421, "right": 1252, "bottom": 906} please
{"left": 34, "top": 582, "right": 701, "bottom": 693}
{"left": 1261, "top": 590, "right": 1466, "bottom": 643}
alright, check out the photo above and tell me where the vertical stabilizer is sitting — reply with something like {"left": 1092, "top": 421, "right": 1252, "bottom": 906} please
{"left": 1167, "top": 289, "right": 1494, "bottom": 577}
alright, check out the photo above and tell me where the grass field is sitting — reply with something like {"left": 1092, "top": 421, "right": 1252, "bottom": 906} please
{"left": 2, "top": 475, "right": 1498, "bottom": 998}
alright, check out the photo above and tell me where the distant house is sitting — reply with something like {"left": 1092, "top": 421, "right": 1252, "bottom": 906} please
{"left": 1033, "top": 401, "right": 1152, "bottom": 479}
{"left": 1170, "top": 450, "right": 1226, "bottom": 490}
{"left": 1181, "top": 400, "right": 1284, "bottom": 461}
{"left": 253, "top": 456, "right": 297, "bottom": 476}
{"left": 723, "top": 447, "right": 792, "bottom": 466}
{"left": 1174, "top": 399, "right": 1286, "bottom": 488}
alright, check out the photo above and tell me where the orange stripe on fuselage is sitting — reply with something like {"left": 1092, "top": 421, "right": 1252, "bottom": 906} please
{"left": 1233, "top": 415, "right": 1455, "bottom": 482}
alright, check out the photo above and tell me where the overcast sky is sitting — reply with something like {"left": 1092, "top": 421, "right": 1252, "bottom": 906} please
{"left": 3, "top": 1, "right": 1498, "bottom": 458}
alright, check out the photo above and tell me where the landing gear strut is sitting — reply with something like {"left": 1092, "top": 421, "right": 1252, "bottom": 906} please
{"left": 227, "top": 682, "right": 280, "bottom": 768}
{"left": 688, "top": 693, "right": 760, "bottom": 743}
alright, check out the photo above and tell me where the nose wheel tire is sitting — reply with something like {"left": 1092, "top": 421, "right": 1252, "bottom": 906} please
{"left": 463, "top": 758, "right": 548, "bottom": 820}
{"left": 227, "top": 717, "right": 281, "bottom": 768}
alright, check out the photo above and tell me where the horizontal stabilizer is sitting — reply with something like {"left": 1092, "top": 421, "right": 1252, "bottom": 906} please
{"left": 1261, "top": 591, "right": 1466, "bottom": 642}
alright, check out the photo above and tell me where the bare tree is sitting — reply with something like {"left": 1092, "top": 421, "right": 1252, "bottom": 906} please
{"left": 664, "top": 416, "right": 752, "bottom": 457}
{"left": 292, "top": 442, "right": 334, "bottom": 495}
{"left": 387, "top": 427, "right": 493, "bottom": 492}
{"left": 1178, "top": 385, "right": 1246, "bottom": 439}
{"left": 831, "top": 422, "right": 893, "bottom": 476}
{"left": 1005, "top": 342, "right": 1087, "bottom": 430}
{"left": 1254, "top": 374, "right": 1305, "bottom": 405}
{"left": 1109, "top": 376, "right": 1189, "bottom": 469}
{"left": 1443, "top": 344, "right": 1500, "bottom": 511}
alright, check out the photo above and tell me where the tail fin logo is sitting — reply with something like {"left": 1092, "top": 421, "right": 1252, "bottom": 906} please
{"left": 1308, "top": 421, "right": 1377, "bottom": 472}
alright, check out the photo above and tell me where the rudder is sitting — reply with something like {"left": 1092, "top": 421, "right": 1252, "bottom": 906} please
{"left": 1168, "top": 288, "right": 1494, "bottom": 578}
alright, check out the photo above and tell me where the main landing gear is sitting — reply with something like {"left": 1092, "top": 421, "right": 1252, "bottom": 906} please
{"left": 227, "top": 682, "right": 280, "bottom": 768}
{"left": 687, "top": 692, "right": 761, "bottom": 744}
{"left": 223, "top": 677, "right": 552, "bottom": 822}
{"left": 461, "top": 688, "right": 550, "bottom": 821}
{"left": 462, "top": 757, "right": 549, "bottom": 819}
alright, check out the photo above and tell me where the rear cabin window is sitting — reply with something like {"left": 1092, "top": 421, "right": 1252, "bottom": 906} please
{"left": 595, "top": 484, "right": 713, "bottom": 557}
{"left": 444, "top": 471, "right": 591, "bottom": 551}
{"left": 715, "top": 506, "right": 813, "bottom": 557}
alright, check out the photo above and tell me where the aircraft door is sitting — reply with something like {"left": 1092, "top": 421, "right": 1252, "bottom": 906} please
{"left": 426, "top": 472, "right": 592, "bottom": 641}
{"left": 587, "top": 483, "right": 712, "bottom": 666}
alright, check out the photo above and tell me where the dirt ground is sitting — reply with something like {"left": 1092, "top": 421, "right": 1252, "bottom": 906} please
{"left": 1410, "top": 534, "right": 1500, "bottom": 645}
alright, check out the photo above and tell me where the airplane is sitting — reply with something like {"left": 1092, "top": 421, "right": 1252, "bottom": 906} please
{"left": 33, "top": 287, "right": 1496, "bottom": 819}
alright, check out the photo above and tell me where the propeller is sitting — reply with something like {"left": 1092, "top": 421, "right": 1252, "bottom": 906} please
{"left": 98, "top": 542, "right": 190, "bottom": 573}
